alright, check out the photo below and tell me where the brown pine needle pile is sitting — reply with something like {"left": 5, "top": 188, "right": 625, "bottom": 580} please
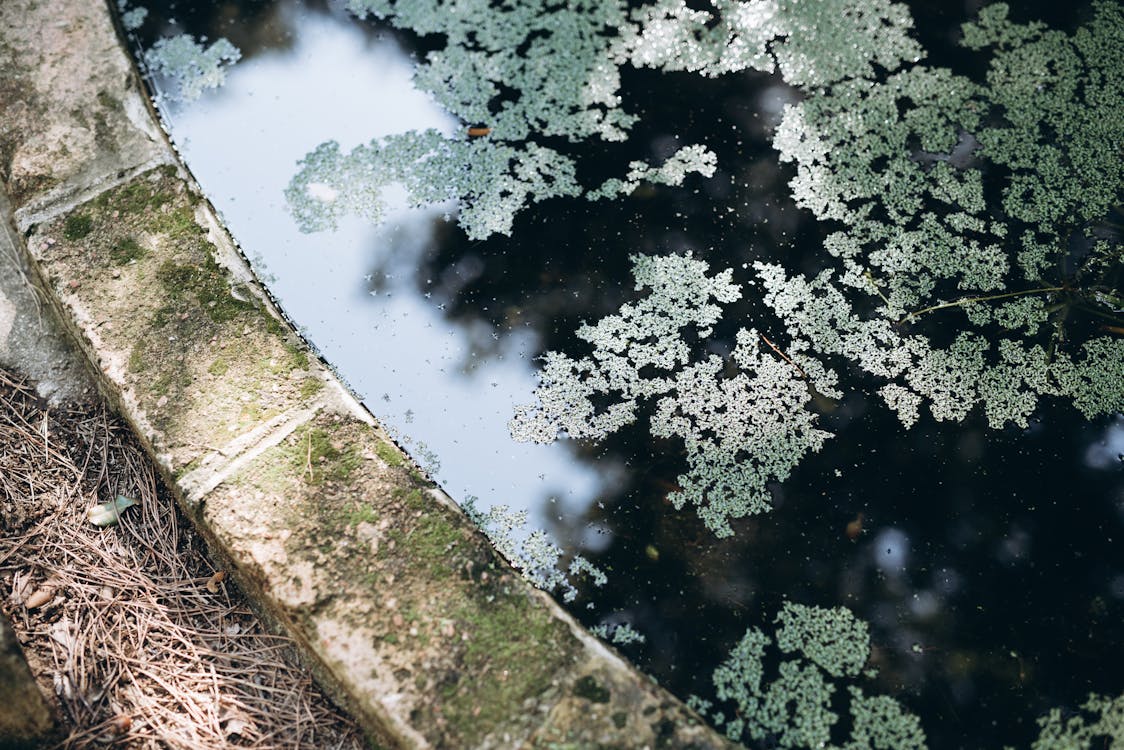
{"left": 0, "top": 369, "right": 366, "bottom": 749}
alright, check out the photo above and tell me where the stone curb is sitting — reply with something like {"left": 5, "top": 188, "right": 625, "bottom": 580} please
{"left": 0, "top": 1, "right": 735, "bottom": 748}
{"left": 0, "top": 614, "right": 59, "bottom": 748}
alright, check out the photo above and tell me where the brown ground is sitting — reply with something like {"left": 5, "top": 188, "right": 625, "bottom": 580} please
{"left": 0, "top": 368, "right": 366, "bottom": 749}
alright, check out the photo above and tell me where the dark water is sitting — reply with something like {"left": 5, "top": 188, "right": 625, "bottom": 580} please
{"left": 116, "top": 2, "right": 1123, "bottom": 747}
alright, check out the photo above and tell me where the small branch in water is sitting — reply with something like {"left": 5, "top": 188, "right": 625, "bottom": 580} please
{"left": 899, "top": 286, "right": 1065, "bottom": 324}
{"left": 863, "top": 269, "right": 891, "bottom": 307}
{"left": 760, "top": 333, "right": 807, "bottom": 379}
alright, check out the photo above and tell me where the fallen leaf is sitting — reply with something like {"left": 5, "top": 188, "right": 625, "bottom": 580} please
{"left": 49, "top": 619, "right": 76, "bottom": 649}
{"left": 88, "top": 495, "right": 138, "bottom": 527}
{"left": 24, "top": 586, "right": 56, "bottom": 609}
{"left": 205, "top": 570, "right": 227, "bottom": 593}
{"left": 24, "top": 574, "right": 61, "bottom": 609}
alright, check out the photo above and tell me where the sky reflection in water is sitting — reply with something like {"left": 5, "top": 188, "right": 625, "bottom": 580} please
{"left": 158, "top": 7, "right": 609, "bottom": 533}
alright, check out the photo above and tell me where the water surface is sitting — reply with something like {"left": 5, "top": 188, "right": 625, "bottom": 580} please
{"left": 118, "top": 2, "right": 1123, "bottom": 746}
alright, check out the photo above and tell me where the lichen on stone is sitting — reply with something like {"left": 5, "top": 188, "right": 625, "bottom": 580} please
{"left": 145, "top": 34, "right": 241, "bottom": 102}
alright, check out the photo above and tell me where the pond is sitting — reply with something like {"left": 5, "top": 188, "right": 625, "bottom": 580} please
{"left": 115, "top": 0, "right": 1123, "bottom": 747}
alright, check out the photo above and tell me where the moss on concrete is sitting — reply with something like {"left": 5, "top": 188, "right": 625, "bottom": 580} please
{"left": 34, "top": 168, "right": 322, "bottom": 470}
{"left": 155, "top": 258, "right": 257, "bottom": 324}
{"left": 442, "top": 586, "right": 572, "bottom": 747}
{"left": 573, "top": 675, "right": 611, "bottom": 704}
{"left": 211, "top": 409, "right": 584, "bottom": 747}
{"left": 62, "top": 213, "right": 92, "bottom": 240}
{"left": 374, "top": 440, "right": 404, "bottom": 468}
{"left": 109, "top": 236, "right": 146, "bottom": 265}
{"left": 292, "top": 425, "right": 363, "bottom": 485}
{"left": 0, "top": 0, "right": 166, "bottom": 213}
{"left": 300, "top": 377, "right": 325, "bottom": 399}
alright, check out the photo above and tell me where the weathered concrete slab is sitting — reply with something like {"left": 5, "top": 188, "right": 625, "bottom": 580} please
{"left": 0, "top": 0, "right": 168, "bottom": 229}
{"left": 25, "top": 168, "right": 323, "bottom": 479}
{"left": 0, "top": 1, "right": 736, "bottom": 747}
{"left": 0, "top": 613, "right": 58, "bottom": 748}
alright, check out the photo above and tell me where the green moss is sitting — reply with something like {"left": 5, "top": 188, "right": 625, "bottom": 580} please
{"left": 95, "top": 174, "right": 173, "bottom": 215}
{"left": 95, "top": 89, "right": 116, "bottom": 108}
{"left": 174, "top": 456, "right": 203, "bottom": 481}
{"left": 110, "top": 236, "right": 147, "bottom": 265}
{"left": 149, "top": 370, "right": 190, "bottom": 398}
{"left": 127, "top": 345, "right": 147, "bottom": 373}
{"left": 149, "top": 205, "right": 204, "bottom": 239}
{"left": 155, "top": 259, "right": 256, "bottom": 323}
{"left": 62, "top": 213, "right": 93, "bottom": 240}
{"left": 402, "top": 495, "right": 464, "bottom": 574}
{"left": 208, "top": 357, "right": 230, "bottom": 376}
{"left": 286, "top": 344, "right": 310, "bottom": 371}
{"left": 374, "top": 440, "right": 404, "bottom": 467}
{"left": 299, "top": 378, "right": 324, "bottom": 399}
{"left": 573, "top": 675, "right": 611, "bottom": 704}
{"left": 407, "top": 467, "right": 434, "bottom": 487}
{"left": 443, "top": 588, "right": 573, "bottom": 746}
{"left": 345, "top": 503, "right": 378, "bottom": 526}
{"left": 288, "top": 426, "right": 362, "bottom": 485}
